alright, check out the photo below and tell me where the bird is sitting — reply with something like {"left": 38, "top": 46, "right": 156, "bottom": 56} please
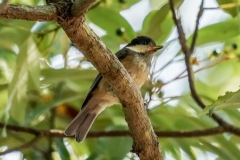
{"left": 64, "top": 36, "right": 163, "bottom": 142}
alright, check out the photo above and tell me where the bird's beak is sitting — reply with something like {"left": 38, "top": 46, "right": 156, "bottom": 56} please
{"left": 148, "top": 45, "right": 164, "bottom": 52}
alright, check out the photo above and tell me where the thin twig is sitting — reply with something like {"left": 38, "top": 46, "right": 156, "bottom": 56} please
{"left": 163, "top": 69, "right": 186, "bottom": 85}
{"left": 164, "top": 57, "right": 226, "bottom": 85}
{"left": 190, "top": 0, "right": 204, "bottom": 53}
{"left": 169, "top": 0, "right": 207, "bottom": 109}
{"left": 168, "top": 0, "right": 228, "bottom": 126}
{"left": 0, "top": 122, "right": 238, "bottom": 138}
{"left": 204, "top": 7, "right": 219, "bottom": 10}
{"left": 155, "top": 126, "right": 225, "bottom": 137}
{"left": 71, "top": 0, "right": 95, "bottom": 17}
{"left": 168, "top": 1, "right": 189, "bottom": 54}
{"left": 34, "top": 26, "right": 60, "bottom": 36}
{"left": 1, "top": 122, "right": 240, "bottom": 156}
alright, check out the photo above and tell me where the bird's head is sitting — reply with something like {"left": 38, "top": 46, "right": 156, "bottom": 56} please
{"left": 126, "top": 36, "right": 163, "bottom": 54}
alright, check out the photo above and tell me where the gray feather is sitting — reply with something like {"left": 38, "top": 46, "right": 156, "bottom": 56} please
{"left": 64, "top": 48, "right": 130, "bottom": 142}
{"left": 64, "top": 98, "right": 104, "bottom": 142}
{"left": 75, "top": 113, "right": 98, "bottom": 142}
{"left": 64, "top": 108, "right": 89, "bottom": 136}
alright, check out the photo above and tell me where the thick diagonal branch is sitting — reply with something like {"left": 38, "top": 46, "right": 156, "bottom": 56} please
{"left": 58, "top": 15, "right": 162, "bottom": 158}
{"left": 57, "top": 1, "right": 162, "bottom": 159}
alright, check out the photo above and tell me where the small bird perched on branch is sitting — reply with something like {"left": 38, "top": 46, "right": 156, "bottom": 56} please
{"left": 64, "top": 36, "right": 163, "bottom": 142}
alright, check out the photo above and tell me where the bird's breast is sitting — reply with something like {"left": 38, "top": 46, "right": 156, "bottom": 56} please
{"left": 121, "top": 54, "right": 150, "bottom": 88}
{"left": 94, "top": 54, "right": 150, "bottom": 108}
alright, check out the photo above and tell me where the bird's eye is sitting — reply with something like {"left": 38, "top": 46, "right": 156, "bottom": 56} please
{"left": 142, "top": 41, "right": 147, "bottom": 45}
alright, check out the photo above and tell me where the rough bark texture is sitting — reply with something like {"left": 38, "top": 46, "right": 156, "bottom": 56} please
{"left": 71, "top": 0, "right": 95, "bottom": 17}
{"left": 0, "top": 4, "right": 57, "bottom": 21}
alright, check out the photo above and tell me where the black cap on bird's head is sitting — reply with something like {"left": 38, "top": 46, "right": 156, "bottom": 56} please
{"left": 126, "top": 36, "right": 163, "bottom": 53}
{"left": 128, "top": 36, "right": 156, "bottom": 46}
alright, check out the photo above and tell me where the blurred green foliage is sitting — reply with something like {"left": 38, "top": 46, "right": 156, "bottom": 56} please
{"left": 1, "top": 0, "right": 240, "bottom": 160}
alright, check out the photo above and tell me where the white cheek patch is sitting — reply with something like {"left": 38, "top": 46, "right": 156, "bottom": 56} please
{"left": 126, "top": 45, "right": 149, "bottom": 53}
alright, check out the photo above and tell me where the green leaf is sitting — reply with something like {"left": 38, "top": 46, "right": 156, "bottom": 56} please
{"left": 7, "top": 36, "right": 40, "bottom": 124}
{"left": 201, "top": 89, "right": 240, "bottom": 115}
{"left": 55, "top": 138, "right": 70, "bottom": 160}
{"left": 31, "top": 22, "right": 57, "bottom": 33}
{"left": 141, "top": 1, "right": 184, "bottom": 44}
{"left": 41, "top": 68, "right": 97, "bottom": 83}
{"left": 24, "top": 94, "right": 83, "bottom": 124}
{"left": 0, "top": 24, "right": 31, "bottom": 47}
{"left": 0, "top": 84, "right": 8, "bottom": 91}
{"left": 92, "top": 137, "right": 132, "bottom": 160}
{"left": 0, "top": 19, "right": 35, "bottom": 32}
{"left": 160, "top": 139, "right": 181, "bottom": 160}
{"left": 32, "top": 26, "right": 66, "bottom": 58}
{"left": 198, "top": 137, "right": 240, "bottom": 159}
{"left": 98, "top": 0, "right": 140, "bottom": 11}
{"left": 87, "top": 6, "right": 136, "bottom": 52}
{"left": 175, "top": 139, "right": 196, "bottom": 160}
{"left": 216, "top": 0, "right": 240, "bottom": 17}
{"left": 188, "top": 18, "right": 240, "bottom": 46}
{"left": 149, "top": 0, "right": 184, "bottom": 9}
{"left": 141, "top": 3, "right": 173, "bottom": 44}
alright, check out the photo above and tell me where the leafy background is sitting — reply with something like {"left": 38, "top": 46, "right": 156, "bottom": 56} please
{"left": 1, "top": 0, "right": 240, "bottom": 159}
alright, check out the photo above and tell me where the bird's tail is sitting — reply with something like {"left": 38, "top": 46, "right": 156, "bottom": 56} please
{"left": 64, "top": 102, "right": 102, "bottom": 142}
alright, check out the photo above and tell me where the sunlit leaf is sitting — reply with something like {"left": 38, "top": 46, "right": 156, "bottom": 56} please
{"left": 90, "top": 137, "right": 132, "bottom": 160}
{"left": 55, "top": 138, "right": 70, "bottom": 160}
{"left": 8, "top": 36, "right": 40, "bottom": 123}
{"left": 141, "top": 3, "right": 173, "bottom": 44}
{"left": 141, "top": 1, "right": 184, "bottom": 44}
{"left": 201, "top": 89, "right": 240, "bottom": 115}
{"left": 87, "top": 6, "right": 136, "bottom": 52}
{"left": 41, "top": 68, "right": 97, "bottom": 83}
{"left": 188, "top": 18, "right": 240, "bottom": 46}
{"left": 216, "top": 0, "right": 240, "bottom": 17}
{"left": 98, "top": 0, "right": 140, "bottom": 11}
{"left": 25, "top": 94, "right": 83, "bottom": 124}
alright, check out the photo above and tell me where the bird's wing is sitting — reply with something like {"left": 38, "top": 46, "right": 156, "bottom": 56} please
{"left": 81, "top": 74, "right": 102, "bottom": 109}
{"left": 115, "top": 47, "right": 128, "bottom": 61}
{"left": 81, "top": 48, "right": 128, "bottom": 109}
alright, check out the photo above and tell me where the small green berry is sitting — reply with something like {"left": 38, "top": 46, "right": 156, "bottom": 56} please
{"left": 118, "top": 0, "right": 126, "bottom": 3}
{"left": 232, "top": 43, "right": 237, "bottom": 50}
{"left": 116, "top": 27, "right": 125, "bottom": 36}
{"left": 212, "top": 49, "right": 221, "bottom": 57}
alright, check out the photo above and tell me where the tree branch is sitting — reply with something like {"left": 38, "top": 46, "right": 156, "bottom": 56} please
{"left": 0, "top": 4, "right": 57, "bottom": 21}
{"left": 1, "top": 122, "right": 239, "bottom": 156}
{"left": 0, "top": 1, "right": 163, "bottom": 159}
{"left": 71, "top": 0, "right": 96, "bottom": 17}
{"left": 0, "top": 0, "right": 9, "bottom": 13}
{"left": 0, "top": 122, "right": 229, "bottom": 139}
{"left": 56, "top": 1, "right": 162, "bottom": 158}
{"left": 169, "top": 0, "right": 225, "bottom": 125}
{"left": 190, "top": 0, "right": 204, "bottom": 53}
{"left": 168, "top": 0, "right": 240, "bottom": 133}
{"left": 60, "top": 20, "right": 162, "bottom": 160}
{"left": 169, "top": 0, "right": 206, "bottom": 108}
